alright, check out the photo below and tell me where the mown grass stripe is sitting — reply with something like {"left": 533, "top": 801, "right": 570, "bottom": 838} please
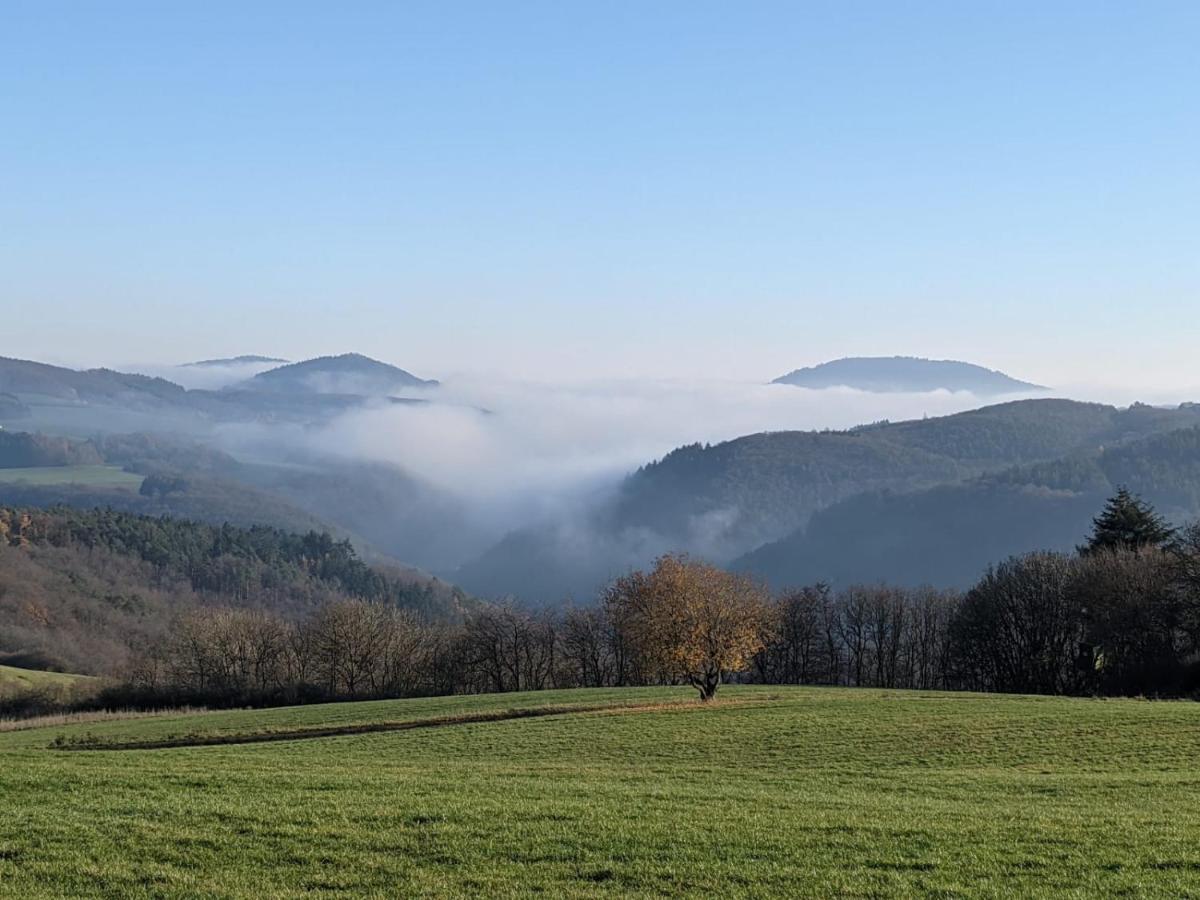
{"left": 50, "top": 698, "right": 703, "bottom": 751}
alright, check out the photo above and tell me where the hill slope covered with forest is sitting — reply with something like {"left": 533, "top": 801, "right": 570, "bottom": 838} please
{"left": 244, "top": 353, "right": 438, "bottom": 393}
{"left": 0, "top": 507, "right": 468, "bottom": 677}
{"left": 736, "top": 424, "right": 1200, "bottom": 588}
{"left": 0, "top": 429, "right": 478, "bottom": 576}
{"left": 0, "top": 354, "right": 436, "bottom": 429}
{"left": 458, "top": 400, "right": 1200, "bottom": 602}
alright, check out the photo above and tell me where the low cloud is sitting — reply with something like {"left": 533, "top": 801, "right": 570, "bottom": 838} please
{"left": 117, "top": 369, "right": 1052, "bottom": 582}
{"left": 309, "top": 376, "right": 1039, "bottom": 516}
{"left": 126, "top": 360, "right": 282, "bottom": 391}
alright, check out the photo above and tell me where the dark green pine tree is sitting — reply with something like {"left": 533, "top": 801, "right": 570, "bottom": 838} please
{"left": 1080, "top": 487, "right": 1175, "bottom": 555}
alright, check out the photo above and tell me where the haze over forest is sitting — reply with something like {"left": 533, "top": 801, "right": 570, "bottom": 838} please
{"left": 5, "top": 5, "right": 1197, "bottom": 611}
{"left": 2, "top": 0, "right": 1199, "bottom": 666}
{"left": 5, "top": 349, "right": 1200, "bottom": 611}
{"left": 8, "top": 5, "right": 1200, "bottom": 896}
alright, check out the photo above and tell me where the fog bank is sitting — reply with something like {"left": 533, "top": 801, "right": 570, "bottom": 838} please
{"left": 312, "top": 376, "right": 1041, "bottom": 509}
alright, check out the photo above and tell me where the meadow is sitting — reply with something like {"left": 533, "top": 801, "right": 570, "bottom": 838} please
{"left": 0, "top": 465, "right": 143, "bottom": 488}
{"left": 3, "top": 685, "right": 1200, "bottom": 897}
{"left": 0, "top": 664, "right": 91, "bottom": 692}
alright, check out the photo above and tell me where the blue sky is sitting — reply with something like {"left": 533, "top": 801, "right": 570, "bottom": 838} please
{"left": 3, "top": 1, "right": 1198, "bottom": 388}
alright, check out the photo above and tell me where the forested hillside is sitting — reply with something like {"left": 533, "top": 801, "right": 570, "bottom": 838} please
{"left": 0, "top": 507, "right": 468, "bottom": 676}
{"left": 454, "top": 400, "right": 1200, "bottom": 603}
{"left": 738, "top": 426, "right": 1200, "bottom": 588}
{"left": 612, "top": 400, "right": 1200, "bottom": 553}
{"left": 11, "top": 393, "right": 1200, "bottom": 607}
{"left": 245, "top": 352, "right": 438, "bottom": 393}
{"left": 0, "top": 429, "right": 475, "bottom": 575}
{"left": 0, "top": 357, "right": 188, "bottom": 407}
{"left": 0, "top": 354, "right": 435, "bottom": 427}
{"left": 0, "top": 431, "right": 103, "bottom": 467}
{"left": 0, "top": 472, "right": 342, "bottom": 548}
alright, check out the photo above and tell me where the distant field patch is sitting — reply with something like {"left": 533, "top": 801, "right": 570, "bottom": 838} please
{"left": 0, "top": 465, "right": 142, "bottom": 488}
{"left": 0, "top": 665, "right": 92, "bottom": 691}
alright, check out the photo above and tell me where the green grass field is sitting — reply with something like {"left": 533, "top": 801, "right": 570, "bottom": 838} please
{"left": 0, "top": 464, "right": 143, "bottom": 488}
{"left": 3, "top": 686, "right": 1200, "bottom": 897}
{"left": 0, "top": 664, "right": 92, "bottom": 691}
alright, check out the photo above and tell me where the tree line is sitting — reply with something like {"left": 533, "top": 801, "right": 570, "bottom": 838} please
{"left": 8, "top": 489, "right": 1200, "bottom": 717}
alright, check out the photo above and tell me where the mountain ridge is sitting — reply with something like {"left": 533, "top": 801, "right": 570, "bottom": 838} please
{"left": 733, "top": 423, "right": 1200, "bottom": 589}
{"left": 245, "top": 353, "right": 438, "bottom": 393}
{"left": 183, "top": 355, "right": 288, "bottom": 367}
{"left": 457, "top": 399, "right": 1200, "bottom": 603}
{"left": 772, "top": 356, "right": 1046, "bottom": 394}
{"left": 0, "top": 354, "right": 435, "bottom": 426}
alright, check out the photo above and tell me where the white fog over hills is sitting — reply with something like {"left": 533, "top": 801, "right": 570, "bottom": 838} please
{"left": 4, "top": 350, "right": 1200, "bottom": 604}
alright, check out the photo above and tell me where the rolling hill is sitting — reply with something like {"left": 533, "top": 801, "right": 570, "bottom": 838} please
{"left": 182, "top": 355, "right": 288, "bottom": 367}
{"left": 459, "top": 400, "right": 1200, "bottom": 602}
{"left": 245, "top": 353, "right": 438, "bottom": 394}
{"left": 0, "top": 356, "right": 189, "bottom": 408}
{"left": 0, "top": 506, "right": 468, "bottom": 676}
{"left": 611, "top": 399, "right": 1131, "bottom": 552}
{"left": 0, "top": 664, "right": 92, "bottom": 691}
{"left": 735, "top": 424, "right": 1200, "bottom": 589}
{"left": 3, "top": 686, "right": 1200, "bottom": 896}
{"left": 0, "top": 354, "right": 436, "bottom": 428}
{"left": 772, "top": 356, "right": 1046, "bottom": 393}
{"left": 0, "top": 428, "right": 480, "bottom": 578}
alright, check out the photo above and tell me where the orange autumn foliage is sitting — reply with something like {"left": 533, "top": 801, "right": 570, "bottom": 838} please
{"left": 603, "top": 554, "right": 774, "bottom": 700}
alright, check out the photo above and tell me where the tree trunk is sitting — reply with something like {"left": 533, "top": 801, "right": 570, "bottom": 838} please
{"left": 693, "top": 669, "right": 721, "bottom": 701}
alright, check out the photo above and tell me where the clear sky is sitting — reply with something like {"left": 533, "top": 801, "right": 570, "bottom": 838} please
{"left": 3, "top": 1, "right": 1198, "bottom": 390}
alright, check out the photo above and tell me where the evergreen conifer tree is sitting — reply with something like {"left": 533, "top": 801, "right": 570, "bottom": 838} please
{"left": 1080, "top": 487, "right": 1175, "bottom": 555}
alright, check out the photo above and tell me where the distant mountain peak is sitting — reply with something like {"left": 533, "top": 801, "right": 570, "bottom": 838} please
{"left": 183, "top": 355, "right": 289, "bottom": 368}
{"left": 772, "top": 356, "right": 1046, "bottom": 395}
{"left": 246, "top": 353, "right": 438, "bottom": 394}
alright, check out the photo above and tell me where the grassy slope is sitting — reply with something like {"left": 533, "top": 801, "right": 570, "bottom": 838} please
{"left": 0, "top": 465, "right": 143, "bottom": 488}
{"left": 3, "top": 686, "right": 1200, "bottom": 897}
{"left": 0, "top": 665, "right": 91, "bottom": 690}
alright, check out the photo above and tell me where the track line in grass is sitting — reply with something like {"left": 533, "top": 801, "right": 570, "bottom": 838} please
{"left": 49, "top": 697, "right": 734, "bottom": 752}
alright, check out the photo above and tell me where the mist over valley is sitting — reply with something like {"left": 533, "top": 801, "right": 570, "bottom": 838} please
{"left": 4, "top": 351, "right": 1199, "bottom": 606}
